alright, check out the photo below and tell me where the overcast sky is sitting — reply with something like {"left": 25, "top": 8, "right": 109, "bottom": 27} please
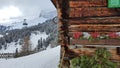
{"left": 0, "top": 0, "right": 56, "bottom": 24}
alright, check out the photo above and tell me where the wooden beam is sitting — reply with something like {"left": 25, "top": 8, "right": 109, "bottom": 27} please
{"left": 68, "top": 48, "right": 120, "bottom": 61}
{"left": 70, "top": 24, "right": 120, "bottom": 27}
{"left": 57, "top": 0, "right": 69, "bottom": 46}
{"left": 117, "top": 47, "right": 120, "bottom": 55}
{"left": 69, "top": 0, "right": 107, "bottom": 7}
{"left": 68, "top": 17, "right": 120, "bottom": 24}
{"left": 70, "top": 39, "right": 120, "bottom": 46}
{"left": 51, "top": 0, "right": 58, "bottom": 8}
{"left": 69, "top": 7, "right": 120, "bottom": 18}
{"left": 69, "top": 24, "right": 120, "bottom": 32}
{"left": 58, "top": 0, "right": 69, "bottom": 19}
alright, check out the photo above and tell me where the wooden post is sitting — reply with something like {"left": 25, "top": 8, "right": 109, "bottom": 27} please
{"left": 57, "top": 0, "right": 70, "bottom": 68}
{"left": 117, "top": 47, "right": 120, "bottom": 55}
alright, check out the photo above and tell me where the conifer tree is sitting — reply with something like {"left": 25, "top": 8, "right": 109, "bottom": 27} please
{"left": 21, "top": 36, "right": 31, "bottom": 55}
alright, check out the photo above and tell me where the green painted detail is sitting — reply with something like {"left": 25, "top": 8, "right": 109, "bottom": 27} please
{"left": 108, "top": 0, "right": 120, "bottom": 8}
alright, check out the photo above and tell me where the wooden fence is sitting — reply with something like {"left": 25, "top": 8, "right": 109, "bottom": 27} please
{"left": 0, "top": 48, "right": 46, "bottom": 59}
{"left": 0, "top": 53, "right": 15, "bottom": 59}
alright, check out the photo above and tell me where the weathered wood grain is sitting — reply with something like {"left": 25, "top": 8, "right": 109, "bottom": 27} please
{"left": 69, "top": 28, "right": 120, "bottom": 32}
{"left": 69, "top": 24, "right": 120, "bottom": 32}
{"left": 68, "top": 17, "right": 120, "bottom": 24}
{"left": 69, "top": 7, "right": 120, "bottom": 18}
{"left": 51, "top": 0, "right": 58, "bottom": 8}
{"left": 117, "top": 47, "right": 120, "bottom": 55}
{"left": 70, "top": 39, "right": 120, "bottom": 46}
{"left": 58, "top": 0, "right": 69, "bottom": 19}
{"left": 68, "top": 48, "right": 120, "bottom": 61}
{"left": 69, "top": 0, "right": 107, "bottom": 7}
{"left": 51, "top": 0, "right": 120, "bottom": 65}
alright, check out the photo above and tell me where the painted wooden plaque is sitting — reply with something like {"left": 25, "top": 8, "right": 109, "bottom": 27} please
{"left": 108, "top": 0, "right": 120, "bottom": 8}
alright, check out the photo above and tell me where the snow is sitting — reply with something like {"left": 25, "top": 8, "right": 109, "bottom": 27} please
{"left": 10, "top": 17, "right": 47, "bottom": 29}
{"left": 46, "top": 44, "right": 52, "bottom": 50}
{"left": 30, "top": 31, "right": 49, "bottom": 49}
{"left": 0, "top": 0, "right": 56, "bottom": 25}
{"left": 0, "top": 34, "right": 3, "bottom": 38}
{"left": 0, "top": 46, "right": 60, "bottom": 68}
{"left": 0, "top": 40, "right": 22, "bottom": 53}
{"left": 41, "top": 10, "right": 57, "bottom": 19}
{"left": 0, "top": 32, "right": 49, "bottom": 53}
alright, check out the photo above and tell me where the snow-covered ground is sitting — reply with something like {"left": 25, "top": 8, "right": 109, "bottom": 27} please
{"left": 30, "top": 31, "right": 49, "bottom": 49}
{"left": 0, "top": 40, "right": 21, "bottom": 53}
{"left": 0, "top": 32, "right": 49, "bottom": 53}
{"left": 0, "top": 34, "right": 3, "bottom": 38}
{"left": 0, "top": 46, "right": 60, "bottom": 68}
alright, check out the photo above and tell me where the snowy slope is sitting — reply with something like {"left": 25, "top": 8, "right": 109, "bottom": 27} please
{"left": 0, "top": 32, "right": 49, "bottom": 53}
{"left": 40, "top": 10, "right": 57, "bottom": 19}
{"left": 0, "top": 40, "right": 22, "bottom": 53}
{"left": 30, "top": 31, "right": 49, "bottom": 49}
{"left": 0, "top": 46, "right": 60, "bottom": 68}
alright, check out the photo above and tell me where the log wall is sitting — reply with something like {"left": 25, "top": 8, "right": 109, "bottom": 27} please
{"left": 51, "top": 0, "right": 120, "bottom": 62}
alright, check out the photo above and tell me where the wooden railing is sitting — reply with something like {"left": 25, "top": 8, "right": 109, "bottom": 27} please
{"left": 0, "top": 53, "right": 15, "bottom": 59}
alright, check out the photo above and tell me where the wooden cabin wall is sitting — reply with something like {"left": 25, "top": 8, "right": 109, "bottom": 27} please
{"left": 68, "top": 0, "right": 120, "bottom": 32}
{"left": 56, "top": 0, "right": 120, "bottom": 54}
{"left": 52, "top": 0, "right": 120, "bottom": 63}
{"left": 67, "top": 0, "right": 120, "bottom": 55}
{"left": 56, "top": 0, "right": 120, "bottom": 45}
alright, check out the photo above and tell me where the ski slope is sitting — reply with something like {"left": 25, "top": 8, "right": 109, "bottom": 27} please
{"left": 0, "top": 46, "right": 60, "bottom": 68}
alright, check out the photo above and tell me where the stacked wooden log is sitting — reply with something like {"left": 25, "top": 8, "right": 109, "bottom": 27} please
{"left": 51, "top": 0, "right": 120, "bottom": 62}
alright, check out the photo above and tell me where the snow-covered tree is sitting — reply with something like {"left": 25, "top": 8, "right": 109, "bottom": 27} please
{"left": 37, "top": 38, "right": 43, "bottom": 51}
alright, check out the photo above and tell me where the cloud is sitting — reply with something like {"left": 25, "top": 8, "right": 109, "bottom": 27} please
{"left": 16, "top": 0, "right": 55, "bottom": 17}
{"left": 0, "top": 0, "right": 56, "bottom": 21}
{"left": 0, "top": 5, "right": 22, "bottom": 20}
